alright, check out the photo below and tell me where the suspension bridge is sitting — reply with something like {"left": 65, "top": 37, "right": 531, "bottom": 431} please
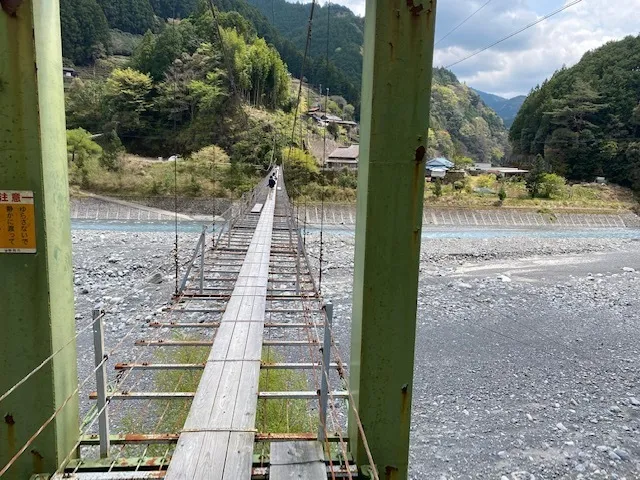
{"left": 72, "top": 167, "right": 365, "bottom": 479}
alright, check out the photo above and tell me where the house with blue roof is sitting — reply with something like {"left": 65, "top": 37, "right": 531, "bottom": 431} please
{"left": 426, "top": 157, "right": 454, "bottom": 179}
{"left": 426, "top": 157, "right": 454, "bottom": 169}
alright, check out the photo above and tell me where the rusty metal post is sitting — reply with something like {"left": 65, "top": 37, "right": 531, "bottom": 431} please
{"left": 318, "top": 301, "right": 333, "bottom": 442}
{"left": 92, "top": 309, "right": 110, "bottom": 458}
{"left": 199, "top": 225, "right": 206, "bottom": 294}
{"left": 0, "top": 0, "right": 80, "bottom": 476}
{"left": 348, "top": 0, "right": 438, "bottom": 478}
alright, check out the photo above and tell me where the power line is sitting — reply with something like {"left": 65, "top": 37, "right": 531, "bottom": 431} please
{"left": 445, "top": 0, "right": 584, "bottom": 69}
{"left": 435, "top": 0, "right": 494, "bottom": 46}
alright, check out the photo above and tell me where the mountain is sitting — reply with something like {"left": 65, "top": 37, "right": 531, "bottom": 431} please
{"left": 472, "top": 89, "right": 525, "bottom": 128}
{"left": 430, "top": 69, "right": 508, "bottom": 163}
{"left": 509, "top": 35, "right": 640, "bottom": 188}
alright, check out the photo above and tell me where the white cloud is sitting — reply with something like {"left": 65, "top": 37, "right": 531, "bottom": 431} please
{"left": 323, "top": 0, "right": 640, "bottom": 97}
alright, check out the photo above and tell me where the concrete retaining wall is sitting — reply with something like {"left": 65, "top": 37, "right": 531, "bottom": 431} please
{"left": 294, "top": 203, "right": 640, "bottom": 228}
{"left": 70, "top": 196, "right": 234, "bottom": 221}
{"left": 114, "top": 196, "right": 232, "bottom": 215}
{"left": 71, "top": 195, "right": 640, "bottom": 228}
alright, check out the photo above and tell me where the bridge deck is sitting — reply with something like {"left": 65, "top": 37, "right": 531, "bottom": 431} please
{"left": 270, "top": 441, "right": 327, "bottom": 480}
{"left": 164, "top": 186, "right": 276, "bottom": 480}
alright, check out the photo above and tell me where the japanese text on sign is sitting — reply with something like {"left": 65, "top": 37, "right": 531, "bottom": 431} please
{"left": 0, "top": 191, "right": 36, "bottom": 253}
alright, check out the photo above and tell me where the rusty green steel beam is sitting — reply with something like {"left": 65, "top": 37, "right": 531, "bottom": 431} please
{"left": 349, "top": 0, "right": 438, "bottom": 478}
{"left": 0, "top": 0, "right": 79, "bottom": 477}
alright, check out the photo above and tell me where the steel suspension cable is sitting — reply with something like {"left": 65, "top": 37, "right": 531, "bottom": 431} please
{"left": 286, "top": 0, "right": 317, "bottom": 164}
{"left": 435, "top": 0, "right": 494, "bottom": 46}
{"left": 445, "top": 0, "right": 584, "bottom": 69}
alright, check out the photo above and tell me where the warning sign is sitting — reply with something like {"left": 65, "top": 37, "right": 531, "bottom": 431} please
{"left": 0, "top": 191, "right": 36, "bottom": 254}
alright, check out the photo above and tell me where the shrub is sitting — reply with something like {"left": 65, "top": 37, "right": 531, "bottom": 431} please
{"left": 192, "top": 145, "right": 229, "bottom": 164}
{"left": 433, "top": 179, "right": 442, "bottom": 197}
{"left": 539, "top": 173, "right": 566, "bottom": 199}
{"left": 335, "top": 169, "right": 358, "bottom": 189}
{"left": 498, "top": 185, "right": 507, "bottom": 202}
{"left": 475, "top": 174, "right": 497, "bottom": 188}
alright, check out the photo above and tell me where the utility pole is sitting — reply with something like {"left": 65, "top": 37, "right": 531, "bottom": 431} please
{"left": 0, "top": 1, "right": 79, "bottom": 476}
{"left": 349, "top": 1, "right": 437, "bottom": 478}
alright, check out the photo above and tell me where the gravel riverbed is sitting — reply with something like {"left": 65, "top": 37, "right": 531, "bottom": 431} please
{"left": 72, "top": 226, "right": 640, "bottom": 479}
{"left": 310, "top": 231, "right": 640, "bottom": 480}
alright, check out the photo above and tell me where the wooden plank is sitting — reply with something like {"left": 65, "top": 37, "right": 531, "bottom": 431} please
{"left": 231, "top": 362, "right": 260, "bottom": 430}
{"left": 251, "top": 203, "right": 264, "bottom": 213}
{"left": 222, "top": 432, "right": 255, "bottom": 479}
{"left": 164, "top": 432, "right": 205, "bottom": 479}
{"left": 270, "top": 441, "right": 326, "bottom": 480}
{"left": 182, "top": 362, "right": 225, "bottom": 428}
{"left": 192, "top": 431, "right": 229, "bottom": 480}
{"left": 205, "top": 360, "right": 244, "bottom": 429}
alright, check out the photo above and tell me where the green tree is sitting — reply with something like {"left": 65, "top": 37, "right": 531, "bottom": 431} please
{"left": 67, "top": 128, "right": 102, "bottom": 167}
{"left": 343, "top": 104, "right": 355, "bottom": 121}
{"left": 283, "top": 147, "right": 319, "bottom": 193}
{"left": 60, "top": 0, "right": 111, "bottom": 64}
{"left": 526, "top": 154, "right": 547, "bottom": 198}
{"left": 150, "top": 0, "right": 198, "bottom": 19}
{"left": 97, "top": 0, "right": 156, "bottom": 34}
{"left": 65, "top": 79, "right": 107, "bottom": 133}
{"left": 105, "top": 68, "right": 153, "bottom": 134}
{"left": 454, "top": 155, "right": 473, "bottom": 170}
{"left": 326, "top": 122, "right": 339, "bottom": 140}
{"left": 543, "top": 80, "right": 606, "bottom": 178}
{"left": 99, "top": 129, "right": 126, "bottom": 171}
{"left": 132, "top": 22, "right": 200, "bottom": 80}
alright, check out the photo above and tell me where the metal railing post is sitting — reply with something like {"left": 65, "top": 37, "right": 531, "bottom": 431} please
{"left": 199, "top": 225, "right": 206, "bottom": 294}
{"left": 318, "top": 301, "right": 333, "bottom": 442}
{"left": 92, "top": 308, "right": 110, "bottom": 458}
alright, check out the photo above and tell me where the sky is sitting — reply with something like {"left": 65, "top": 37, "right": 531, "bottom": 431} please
{"left": 315, "top": 0, "right": 640, "bottom": 98}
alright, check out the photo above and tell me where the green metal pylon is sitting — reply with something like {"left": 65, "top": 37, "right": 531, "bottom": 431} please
{"left": 348, "top": 1, "right": 438, "bottom": 478}
{"left": 0, "top": 1, "right": 79, "bottom": 477}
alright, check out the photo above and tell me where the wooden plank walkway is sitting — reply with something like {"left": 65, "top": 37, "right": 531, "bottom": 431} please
{"left": 165, "top": 187, "right": 276, "bottom": 480}
{"left": 270, "top": 441, "right": 327, "bottom": 480}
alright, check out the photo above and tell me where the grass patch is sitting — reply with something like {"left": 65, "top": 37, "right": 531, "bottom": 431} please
{"left": 117, "top": 334, "right": 208, "bottom": 457}
{"left": 424, "top": 176, "right": 637, "bottom": 211}
{"left": 118, "top": 342, "right": 315, "bottom": 459}
{"left": 69, "top": 147, "right": 262, "bottom": 198}
{"left": 257, "top": 347, "right": 314, "bottom": 434}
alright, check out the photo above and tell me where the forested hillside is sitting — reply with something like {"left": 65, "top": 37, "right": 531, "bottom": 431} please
{"left": 247, "top": 0, "right": 364, "bottom": 93}
{"left": 65, "top": 8, "right": 290, "bottom": 159}
{"left": 510, "top": 35, "right": 640, "bottom": 189}
{"left": 429, "top": 69, "right": 508, "bottom": 163}
{"left": 60, "top": 0, "right": 508, "bottom": 167}
{"left": 59, "top": 0, "right": 359, "bottom": 105}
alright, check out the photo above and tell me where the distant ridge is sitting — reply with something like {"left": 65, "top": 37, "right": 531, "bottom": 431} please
{"left": 472, "top": 89, "right": 526, "bottom": 128}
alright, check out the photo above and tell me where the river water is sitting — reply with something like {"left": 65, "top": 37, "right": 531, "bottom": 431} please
{"left": 72, "top": 219, "right": 640, "bottom": 240}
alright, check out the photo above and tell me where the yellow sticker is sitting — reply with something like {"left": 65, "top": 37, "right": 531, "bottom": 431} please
{"left": 0, "top": 191, "right": 36, "bottom": 254}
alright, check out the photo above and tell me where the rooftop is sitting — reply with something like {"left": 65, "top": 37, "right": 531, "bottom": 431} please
{"left": 328, "top": 145, "right": 360, "bottom": 160}
{"left": 427, "top": 157, "right": 454, "bottom": 169}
